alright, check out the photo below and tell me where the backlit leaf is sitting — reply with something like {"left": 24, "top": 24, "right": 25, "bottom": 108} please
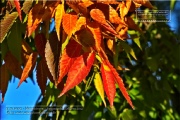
{"left": 101, "top": 61, "right": 116, "bottom": 107}
{"left": 58, "top": 39, "right": 82, "bottom": 84}
{"left": 45, "top": 33, "right": 60, "bottom": 84}
{"left": 14, "top": 0, "right": 22, "bottom": 22}
{"left": 0, "top": 12, "right": 18, "bottom": 43}
{"left": 87, "top": 21, "right": 102, "bottom": 51}
{"left": 133, "top": 0, "right": 154, "bottom": 9}
{"left": 22, "top": 0, "right": 33, "bottom": 14}
{"left": 0, "top": 64, "right": 10, "bottom": 102}
{"left": 119, "top": 0, "right": 131, "bottom": 19}
{"left": 36, "top": 58, "right": 48, "bottom": 96}
{"left": 62, "top": 13, "right": 78, "bottom": 38}
{"left": 59, "top": 51, "right": 95, "bottom": 97}
{"left": 94, "top": 72, "right": 106, "bottom": 107}
{"left": 125, "top": 17, "right": 142, "bottom": 32}
{"left": 17, "top": 52, "right": 38, "bottom": 88}
{"left": 55, "top": 3, "right": 64, "bottom": 40}
{"left": 106, "top": 60, "right": 134, "bottom": 109}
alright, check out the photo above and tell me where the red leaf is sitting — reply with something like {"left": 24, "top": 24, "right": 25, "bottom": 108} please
{"left": 17, "top": 52, "right": 38, "bottom": 88}
{"left": 101, "top": 61, "right": 116, "bottom": 107}
{"left": 87, "top": 21, "right": 102, "bottom": 51}
{"left": 106, "top": 60, "right": 134, "bottom": 109}
{"left": 36, "top": 58, "right": 47, "bottom": 96}
{"left": 58, "top": 39, "right": 82, "bottom": 84}
{"left": 62, "top": 13, "right": 78, "bottom": 37}
{"left": 90, "top": 9, "right": 117, "bottom": 35}
{"left": 34, "top": 33, "right": 46, "bottom": 57}
{"left": 59, "top": 51, "right": 95, "bottom": 97}
{"left": 0, "top": 64, "right": 10, "bottom": 102}
{"left": 14, "top": 0, "right": 22, "bottom": 22}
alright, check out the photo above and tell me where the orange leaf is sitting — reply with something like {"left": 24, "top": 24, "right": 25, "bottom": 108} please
{"left": 34, "top": 33, "right": 46, "bottom": 57}
{"left": 14, "top": 0, "right": 22, "bottom": 22}
{"left": 101, "top": 61, "right": 116, "bottom": 107}
{"left": 87, "top": 21, "right": 102, "bottom": 51}
{"left": 74, "top": 16, "right": 86, "bottom": 33}
{"left": 55, "top": 3, "right": 64, "bottom": 40}
{"left": 4, "top": 52, "right": 22, "bottom": 79}
{"left": 36, "top": 58, "right": 48, "bottom": 96}
{"left": 17, "top": 52, "right": 38, "bottom": 88}
{"left": 27, "top": 4, "right": 45, "bottom": 37}
{"left": 58, "top": 39, "right": 82, "bottom": 84}
{"left": 125, "top": 17, "right": 142, "bottom": 32}
{"left": 120, "top": 0, "right": 132, "bottom": 19}
{"left": 106, "top": 60, "right": 134, "bottom": 109}
{"left": 59, "top": 51, "right": 95, "bottom": 97}
{"left": 133, "top": 0, "right": 154, "bottom": 9}
{"left": 0, "top": 64, "right": 10, "bottom": 102}
{"left": 90, "top": 9, "right": 118, "bottom": 36}
{"left": 62, "top": 13, "right": 78, "bottom": 38}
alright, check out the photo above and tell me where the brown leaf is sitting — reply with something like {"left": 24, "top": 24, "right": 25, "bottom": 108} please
{"left": 0, "top": 64, "right": 10, "bottom": 102}
{"left": 4, "top": 51, "right": 22, "bottom": 79}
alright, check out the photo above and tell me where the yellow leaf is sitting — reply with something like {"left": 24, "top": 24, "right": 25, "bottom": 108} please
{"left": 94, "top": 72, "right": 106, "bottom": 107}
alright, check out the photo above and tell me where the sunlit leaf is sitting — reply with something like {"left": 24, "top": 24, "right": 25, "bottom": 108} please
{"left": 58, "top": 39, "right": 82, "bottom": 84}
{"left": 94, "top": 72, "right": 106, "bottom": 107}
{"left": 59, "top": 51, "right": 95, "bottom": 97}
{"left": 14, "top": 0, "right": 22, "bottom": 22}
{"left": 55, "top": 3, "right": 64, "bottom": 40}
{"left": 22, "top": 0, "right": 33, "bottom": 14}
{"left": 106, "top": 60, "right": 134, "bottom": 109}
{"left": 0, "top": 12, "right": 18, "bottom": 43}
{"left": 18, "top": 52, "right": 38, "bottom": 88}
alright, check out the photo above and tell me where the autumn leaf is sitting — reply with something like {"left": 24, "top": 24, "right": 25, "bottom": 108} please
{"left": 125, "top": 17, "right": 142, "bottom": 32}
{"left": 0, "top": 64, "right": 10, "bottom": 102}
{"left": 106, "top": 60, "right": 134, "bottom": 109}
{"left": 36, "top": 58, "right": 48, "bottom": 96}
{"left": 34, "top": 33, "right": 46, "bottom": 57}
{"left": 101, "top": 61, "right": 116, "bottom": 107}
{"left": 27, "top": 4, "right": 45, "bottom": 37}
{"left": 14, "top": 0, "right": 22, "bottom": 22}
{"left": 59, "top": 51, "right": 95, "bottom": 97}
{"left": 45, "top": 33, "right": 60, "bottom": 83}
{"left": 4, "top": 51, "right": 22, "bottom": 79}
{"left": 74, "top": 16, "right": 86, "bottom": 33}
{"left": 17, "top": 52, "right": 38, "bottom": 88}
{"left": 87, "top": 21, "right": 102, "bottom": 51}
{"left": 94, "top": 72, "right": 106, "bottom": 107}
{"left": 119, "top": 0, "right": 132, "bottom": 19}
{"left": 62, "top": 12, "right": 78, "bottom": 38}
{"left": 58, "top": 39, "right": 82, "bottom": 84}
{"left": 22, "top": 0, "right": 33, "bottom": 14}
{"left": 0, "top": 12, "right": 18, "bottom": 43}
{"left": 133, "top": 0, "right": 154, "bottom": 9}
{"left": 55, "top": 3, "right": 64, "bottom": 40}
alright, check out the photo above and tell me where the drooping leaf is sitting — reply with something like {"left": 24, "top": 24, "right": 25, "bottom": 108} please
{"left": 94, "top": 72, "right": 106, "bottom": 107}
{"left": 36, "top": 58, "right": 48, "bottom": 96}
{"left": 45, "top": 33, "right": 60, "bottom": 84}
{"left": 0, "top": 64, "right": 10, "bottom": 102}
{"left": 59, "top": 51, "right": 95, "bottom": 97}
{"left": 58, "top": 39, "right": 82, "bottom": 84}
{"left": 55, "top": 3, "right": 65, "bottom": 40}
{"left": 4, "top": 51, "right": 22, "bottom": 79}
{"left": 133, "top": 0, "right": 154, "bottom": 9}
{"left": 27, "top": 4, "right": 45, "bottom": 37}
{"left": 7, "top": 19, "right": 22, "bottom": 63}
{"left": 62, "top": 12, "right": 78, "bottom": 38}
{"left": 34, "top": 33, "right": 46, "bottom": 57}
{"left": 87, "top": 21, "right": 102, "bottom": 51}
{"left": 105, "top": 60, "right": 134, "bottom": 109}
{"left": 0, "top": 12, "right": 18, "bottom": 43}
{"left": 101, "top": 61, "right": 116, "bottom": 107}
{"left": 120, "top": 41, "right": 137, "bottom": 60}
{"left": 17, "top": 52, "right": 38, "bottom": 88}
{"left": 22, "top": 0, "right": 33, "bottom": 14}
{"left": 119, "top": 0, "right": 132, "bottom": 19}
{"left": 21, "top": 40, "right": 33, "bottom": 64}
{"left": 14, "top": 0, "right": 22, "bottom": 22}
{"left": 125, "top": 17, "right": 142, "bottom": 33}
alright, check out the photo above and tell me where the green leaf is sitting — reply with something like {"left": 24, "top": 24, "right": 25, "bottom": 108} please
{"left": 170, "top": 0, "right": 176, "bottom": 10}
{"left": 120, "top": 41, "right": 137, "bottom": 60}
{"left": 133, "top": 37, "right": 142, "bottom": 50}
{"left": 7, "top": 20, "right": 23, "bottom": 63}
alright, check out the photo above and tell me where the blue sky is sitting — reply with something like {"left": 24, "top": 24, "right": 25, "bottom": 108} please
{"left": 1, "top": 2, "right": 180, "bottom": 120}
